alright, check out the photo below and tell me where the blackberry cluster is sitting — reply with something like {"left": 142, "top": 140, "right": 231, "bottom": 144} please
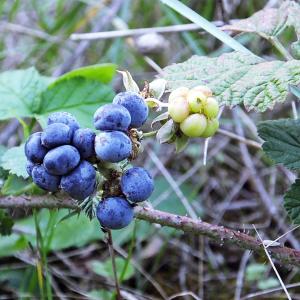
{"left": 25, "top": 112, "right": 97, "bottom": 200}
{"left": 94, "top": 91, "right": 153, "bottom": 229}
{"left": 25, "top": 91, "right": 154, "bottom": 230}
{"left": 168, "top": 85, "right": 220, "bottom": 138}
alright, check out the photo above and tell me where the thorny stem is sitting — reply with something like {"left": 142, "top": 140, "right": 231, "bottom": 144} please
{"left": 106, "top": 230, "right": 122, "bottom": 300}
{"left": 2, "top": 195, "right": 300, "bottom": 267}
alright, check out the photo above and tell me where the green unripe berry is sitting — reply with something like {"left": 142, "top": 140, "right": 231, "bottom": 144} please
{"left": 187, "top": 90, "right": 206, "bottom": 113}
{"left": 168, "top": 87, "right": 189, "bottom": 103}
{"left": 203, "top": 97, "right": 219, "bottom": 119}
{"left": 180, "top": 114, "right": 207, "bottom": 137}
{"left": 168, "top": 97, "right": 190, "bottom": 123}
{"left": 201, "top": 118, "right": 219, "bottom": 138}
{"left": 191, "top": 85, "right": 213, "bottom": 98}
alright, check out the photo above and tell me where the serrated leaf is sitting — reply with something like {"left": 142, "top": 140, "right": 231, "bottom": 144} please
{"left": 175, "top": 134, "right": 189, "bottom": 153}
{"left": 258, "top": 119, "right": 300, "bottom": 170}
{"left": 156, "top": 119, "right": 176, "bottom": 143}
{"left": 49, "top": 63, "right": 116, "bottom": 87}
{"left": 163, "top": 51, "right": 300, "bottom": 112}
{"left": 222, "top": 1, "right": 300, "bottom": 39}
{"left": 151, "top": 112, "right": 169, "bottom": 128}
{"left": 1, "top": 145, "right": 28, "bottom": 178}
{"left": 117, "top": 70, "right": 139, "bottom": 93}
{"left": 290, "top": 85, "right": 300, "bottom": 99}
{"left": 284, "top": 179, "right": 300, "bottom": 224}
{"left": 36, "top": 77, "right": 115, "bottom": 128}
{"left": 0, "top": 68, "right": 52, "bottom": 120}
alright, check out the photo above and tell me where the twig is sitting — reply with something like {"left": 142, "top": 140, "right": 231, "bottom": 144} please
{"left": 1, "top": 195, "right": 300, "bottom": 267}
{"left": 253, "top": 225, "right": 292, "bottom": 300}
{"left": 71, "top": 23, "right": 204, "bottom": 40}
{"left": 106, "top": 230, "right": 121, "bottom": 300}
{"left": 241, "top": 282, "right": 300, "bottom": 300}
{"left": 217, "top": 128, "right": 262, "bottom": 149}
{"left": 234, "top": 250, "right": 251, "bottom": 300}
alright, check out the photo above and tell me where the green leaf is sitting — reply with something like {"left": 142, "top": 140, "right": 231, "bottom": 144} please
{"left": 163, "top": 51, "right": 300, "bottom": 112}
{"left": 246, "top": 263, "right": 267, "bottom": 281}
{"left": 258, "top": 278, "right": 280, "bottom": 290}
{"left": 160, "top": 0, "right": 252, "bottom": 55}
{"left": 37, "top": 77, "right": 115, "bottom": 128}
{"left": 222, "top": 1, "right": 300, "bottom": 38}
{"left": 117, "top": 70, "right": 140, "bottom": 93}
{"left": 49, "top": 63, "right": 116, "bottom": 87}
{"left": 1, "top": 175, "right": 31, "bottom": 196}
{"left": 175, "top": 134, "right": 189, "bottom": 153}
{"left": 290, "top": 85, "right": 300, "bottom": 99}
{"left": 0, "top": 234, "right": 28, "bottom": 257}
{"left": 258, "top": 119, "right": 300, "bottom": 170}
{"left": 1, "top": 144, "right": 28, "bottom": 178}
{"left": 151, "top": 111, "right": 169, "bottom": 128}
{"left": 284, "top": 179, "right": 300, "bottom": 224}
{"left": 0, "top": 210, "right": 14, "bottom": 236}
{"left": 0, "top": 68, "right": 52, "bottom": 120}
{"left": 149, "top": 78, "right": 167, "bottom": 100}
{"left": 156, "top": 119, "right": 177, "bottom": 143}
{"left": 87, "top": 290, "right": 113, "bottom": 300}
{"left": 90, "top": 257, "right": 134, "bottom": 281}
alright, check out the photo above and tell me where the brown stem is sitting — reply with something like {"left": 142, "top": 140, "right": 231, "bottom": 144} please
{"left": 1, "top": 195, "right": 300, "bottom": 267}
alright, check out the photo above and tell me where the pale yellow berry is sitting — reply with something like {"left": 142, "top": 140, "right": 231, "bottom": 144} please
{"left": 191, "top": 85, "right": 213, "bottom": 98}
{"left": 168, "top": 87, "right": 189, "bottom": 103}
{"left": 180, "top": 114, "right": 207, "bottom": 137}
{"left": 201, "top": 118, "right": 219, "bottom": 138}
{"left": 203, "top": 97, "right": 219, "bottom": 119}
{"left": 187, "top": 90, "right": 207, "bottom": 113}
{"left": 168, "top": 97, "right": 190, "bottom": 123}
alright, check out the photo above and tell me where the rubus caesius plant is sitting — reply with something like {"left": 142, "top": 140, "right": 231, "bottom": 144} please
{"left": 2, "top": 0, "right": 300, "bottom": 299}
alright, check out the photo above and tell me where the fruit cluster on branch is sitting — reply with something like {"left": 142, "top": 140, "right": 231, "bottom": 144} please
{"left": 24, "top": 91, "right": 154, "bottom": 230}
{"left": 168, "top": 85, "right": 220, "bottom": 138}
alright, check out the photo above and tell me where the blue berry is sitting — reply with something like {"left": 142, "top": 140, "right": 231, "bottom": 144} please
{"left": 94, "top": 104, "right": 131, "bottom": 131}
{"left": 113, "top": 91, "right": 148, "bottom": 128}
{"left": 72, "top": 128, "right": 96, "bottom": 159}
{"left": 25, "top": 132, "right": 48, "bottom": 163}
{"left": 121, "top": 167, "right": 154, "bottom": 202}
{"left": 47, "top": 112, "right": 80, "bottom": 134}
{"left": 61, "top": 160, "right": 96, "bottom": 200}
{"left": 41, "top": 123, "right": 72, "bottom": 149}
{"left": 32, "top": 165, "right": 60, "bottom": 192}
{"left": 26, "top": 160, "right": 36, "bottom": 177}
{"left": 43, "top": 145, "right": 80, "bottom": 175}
{"left": 96, "top": 197, "right": 134, "bottom": 229}
{"left": 95, "top": 131, "right": 132, "bottom": 163}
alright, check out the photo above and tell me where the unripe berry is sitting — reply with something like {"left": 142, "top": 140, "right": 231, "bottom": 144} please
{"left": 201, "top": 118, "right": 219, "bottom": 138}
{"left": 180, "top": 114, "right": 207, "bottom": 137}
{"left": 187, "top": 90, "right": 206, "bottom": 113}
{"left": 168, "top": 97, "right": 190, "bottom": 123}
{"left": 203, "top": 97, "right": 219, "bottom": 119}
{"left": 191, "top": 85, "right": 213, "bottom": 98}
{"left": 168, "top": 87, "right": 189, "bottom": 103}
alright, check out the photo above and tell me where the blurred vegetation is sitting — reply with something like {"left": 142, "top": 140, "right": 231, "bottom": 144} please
{"left": 1, "top": 0, "right": 300, "bottom": 299}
